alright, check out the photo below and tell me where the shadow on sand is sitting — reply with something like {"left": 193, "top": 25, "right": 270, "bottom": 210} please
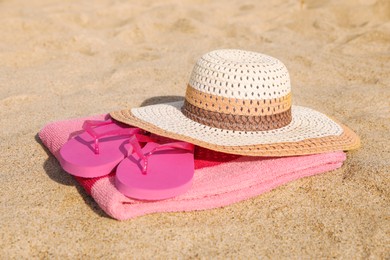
{"left": 35, "top": 134, "right": 110, "bottom": 218}
{"left": 140, "top": 95, "right": 184, "bottom": 107}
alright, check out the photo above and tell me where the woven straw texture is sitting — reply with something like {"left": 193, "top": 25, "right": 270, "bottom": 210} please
{"left": 110, "top": 49, "right": 360, "bottom": 156}
{"left": 189, "top": 49, "right": 291, "bottom": 100}
{"left": 110, "top": 103, "right": 360, "bottom": 156}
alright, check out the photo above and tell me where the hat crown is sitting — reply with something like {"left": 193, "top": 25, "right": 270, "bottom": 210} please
{"left": 182, "top": 49, "right": 293, "bottom": 131}
{"left": 188, "top": 49, "right": 291, "bottom": 100}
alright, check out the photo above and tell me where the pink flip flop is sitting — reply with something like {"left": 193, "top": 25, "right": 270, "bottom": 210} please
{"left": 115, "top": 136, "right": 195, "bottom": 201}
{"left": 59, "top": 119, "right": 140, "bottom": 178}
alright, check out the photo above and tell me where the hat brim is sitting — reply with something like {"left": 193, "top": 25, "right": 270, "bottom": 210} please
{"left": 110, "top": 101, "right": 360, "bottom": 156}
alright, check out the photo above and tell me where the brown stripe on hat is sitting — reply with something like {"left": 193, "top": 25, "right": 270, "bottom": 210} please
{"left": 182, "top": 100, "right": 292, "bottom": 131}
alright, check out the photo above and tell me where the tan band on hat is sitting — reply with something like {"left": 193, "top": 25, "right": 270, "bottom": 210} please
{"left": 185, "top": 85, "right": 291, "bottom": 116}
{"left": 182, "top": 100, "right": 292, "bottom": 131}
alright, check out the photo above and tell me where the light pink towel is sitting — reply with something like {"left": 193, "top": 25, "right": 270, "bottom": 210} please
{"left": 39, "top": 115, "right": 346, "bottom": 220}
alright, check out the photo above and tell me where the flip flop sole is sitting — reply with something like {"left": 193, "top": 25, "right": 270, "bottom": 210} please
{"left": 59, "top": 124, "right": 132, "bottom": 178}
{"left": 115, "top": 143, "right": 194, "bottom": 200}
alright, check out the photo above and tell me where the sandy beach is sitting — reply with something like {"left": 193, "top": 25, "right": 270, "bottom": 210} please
{"left": 1, "top": 0, "right": 389, "bottom": 258}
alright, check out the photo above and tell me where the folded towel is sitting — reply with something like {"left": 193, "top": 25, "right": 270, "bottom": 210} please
{"left": 39, "top": 114, "right": 346, "bottom": 220}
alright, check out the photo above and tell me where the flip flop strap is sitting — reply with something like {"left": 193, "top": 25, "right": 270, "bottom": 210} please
{"left": 142, "top": 142, "right": 194, "bottom": 175}
{"left": 147, "top": 142, "right": 194, "bottom": 156}
{"left": 128, "top": 138, "right": 194, "bottom": 175}
{"left": 83, "top": 119, "right": 140, "bottom": 154}
{"left": 127, "top": 135, "right": 156, "bottom": 158}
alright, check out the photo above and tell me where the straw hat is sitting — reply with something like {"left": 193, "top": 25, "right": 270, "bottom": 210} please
{"left": 111, "top": 49, "right": 360, "bottom": 156}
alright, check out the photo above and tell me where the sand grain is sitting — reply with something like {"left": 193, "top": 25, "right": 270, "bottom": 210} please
{"left": 0, "top": 0, "right": 389, "bottom": 258}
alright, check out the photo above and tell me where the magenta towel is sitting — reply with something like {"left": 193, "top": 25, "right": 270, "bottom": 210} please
{"left": 39, "top": 115, "right": 346, "bottom": 220}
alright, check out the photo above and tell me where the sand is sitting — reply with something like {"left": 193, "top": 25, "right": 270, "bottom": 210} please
{"left": 0, "top": 0, "right": 389, "bottom": 258}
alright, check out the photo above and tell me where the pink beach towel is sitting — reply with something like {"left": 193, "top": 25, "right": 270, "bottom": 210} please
{"left": 39, "top": 114, "right": 346, "bottom": 220}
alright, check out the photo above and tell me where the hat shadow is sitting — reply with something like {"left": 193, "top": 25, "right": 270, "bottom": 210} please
{"left": 140, "top": 95, "right": 184, "bottom": 107}
{"left": 35, "top": 134, "right": 111, "bottom": 219}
